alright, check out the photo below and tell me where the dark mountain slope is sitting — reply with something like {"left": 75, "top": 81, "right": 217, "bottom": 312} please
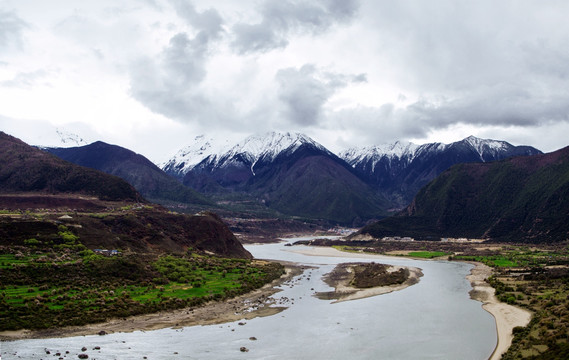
{"left": 45, "top": 141, "right": 211, "bottom": 206}
{"left": 245, "top": 143, "right": 388, "bottom": 224}
{"left": 356, "top": 146, "right": 569, "bottom": 243}
{"left": 0, "top": 132, "right": 142, "bottom": 202}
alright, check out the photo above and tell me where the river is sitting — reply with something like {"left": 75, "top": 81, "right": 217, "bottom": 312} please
{"left": 1, "top": 236, "right": 497, "bottom": 359}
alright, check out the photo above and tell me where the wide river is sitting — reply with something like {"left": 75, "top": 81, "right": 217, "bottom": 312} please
{"left": 2, "top": 237, "right": 497, "bottom": 359}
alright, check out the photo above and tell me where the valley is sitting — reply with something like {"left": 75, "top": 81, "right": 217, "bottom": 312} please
{"left": 1, "top": 130, "right": 568, "bottom": 359}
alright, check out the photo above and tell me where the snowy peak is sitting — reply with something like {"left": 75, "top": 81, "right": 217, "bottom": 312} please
{"left": 224, "top": 131, "right": 327, "bottom": 163}
{"left": 341, "top": 136, "right": 530, "bottom": 167}
{"left": 161, "top": 135, "right": 230, "bottom": 177}
{"left": 163, "top": 132, "right": 330, "bottom": 177}
{"left": 460, "top": 135, "right": 511, "bottom": 160}
{"left": 340, "top": 141, "right": 419, "bottom": 166}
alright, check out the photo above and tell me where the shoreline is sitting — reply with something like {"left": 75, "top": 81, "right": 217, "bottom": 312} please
{"left": 290, "top": 246, "right": 533, "bottom": 359}
{"left": 466, "top": 262, "right": 532, "bottom": 360}
{"left": 0, "top": 263, "right": 305, "bottom": 342}
{"left": 1, "top": 244, "right": 534, "bottom": 360}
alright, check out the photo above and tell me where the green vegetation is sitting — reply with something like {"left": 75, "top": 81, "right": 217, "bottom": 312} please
{"left": 0, "top": 236, "right": 283, "bottom": 331}
{"left": 331, "top": 245, "right": 449, "bottom": 259}
{"left": 407, "top": 251, "right": 449, "bottom": 259}
{"left": 453, "top": 248, "right": 569, "bottom": 268}
{"left": 356, "top": 148, "right": 569, "bottom": 243}
{"left": 453, "top": 246, "right": 569, "bottom": 359}
{"left": 351, "top": 263, "right": 409, "bottom": 288}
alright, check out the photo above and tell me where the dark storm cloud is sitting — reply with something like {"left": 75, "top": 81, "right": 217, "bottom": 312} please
{"left": 231, "top": 0, "right": 359, "bottom": 54}
{"left": 0, "top": 10, "right": 28, "bottom": 53}
{"left": 276, "top": 64, "right": 365, "bottom": 126}
{"left": 404, "top": 89, "right": 569, "bottom": 130}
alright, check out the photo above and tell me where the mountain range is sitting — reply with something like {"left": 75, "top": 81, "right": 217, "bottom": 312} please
{"left": 355, "top": 145, "right": 569, "bottom": 243}
{"left": 339, "top": 135, "right": 541, "bottom": 207}
{"left": 0, "top": 132, "right": 250, "bottom": 258}
{"left": 0, "top": 132, "right": 142, "bottom": 203}
{"left": 178, "top": 132, "right": 388, "bottom": 224}
{"left": 162, "top": 132, "right": 541, "bottom": 223}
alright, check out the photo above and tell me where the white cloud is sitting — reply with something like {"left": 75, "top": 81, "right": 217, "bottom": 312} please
{"left": 1, "top": 0, "right": 569, "bottom": 161}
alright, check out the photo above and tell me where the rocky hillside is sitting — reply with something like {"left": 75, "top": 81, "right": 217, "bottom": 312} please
{"left": 0, "top": 209, "right": 251, "bottom": 258}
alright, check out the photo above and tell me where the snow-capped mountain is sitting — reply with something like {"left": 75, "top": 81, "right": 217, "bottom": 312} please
{"left": 198, "top": 132, "right": 332, "bottom": 175}
{"left": 161, "top": 132, "right": 542, "bottom": 221}
{"left": 161, "top": 135, "right": 231, "bottom": 179}
{"left": 172, "top": 131, "right": 387, "bottom": 224}
{"left": 163, "top": 132, "right": 332, "bottom": 178}
{"left": 339, "top": 141, "right": 419, "bottom": 171}
{"left": 340, "top": 135, "right": 542, "bottom": 208}
{"left": 341, "top": 135, "right": 539, "bottom": 169}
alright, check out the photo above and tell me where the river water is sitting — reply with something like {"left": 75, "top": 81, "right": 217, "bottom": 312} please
{"left": 2, "top": 237, "right": 497, "bottom": 359}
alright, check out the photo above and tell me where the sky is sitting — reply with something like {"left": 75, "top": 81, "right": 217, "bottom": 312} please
{"left": 1, "top": 0, "right": 569, "bottom": 163}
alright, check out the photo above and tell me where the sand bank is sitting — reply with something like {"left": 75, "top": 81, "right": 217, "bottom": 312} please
{"left": 467, "top": 262, "right": 532, "bottom": 360}
{"left": 0, "top": 264, "right": 304, "bottom": 341}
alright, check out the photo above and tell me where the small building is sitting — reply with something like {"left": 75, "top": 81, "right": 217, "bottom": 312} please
{"left": 94, "top": 249, "right": 120, "bottom": 256}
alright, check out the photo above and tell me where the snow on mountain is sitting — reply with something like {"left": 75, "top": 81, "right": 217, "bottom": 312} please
{"left": 161, "top": 135, "right": 231, "bottom": 177}
{"left": 217, "top": 132, "right": 327, "bottom": 164}
{"left": 462, "top": 135, "right": 510, "bottom": 160}
{"left": 164, "top": 132, "right": 330, "bottom": 177}
{"left": 340, "top": 141, "right": 419, "bottom": 170}
{"left": 340, "top": 136, "right": 522, "bottom": 169}
{"left": 55, "top": 128, "right": 90, "bottom": 147}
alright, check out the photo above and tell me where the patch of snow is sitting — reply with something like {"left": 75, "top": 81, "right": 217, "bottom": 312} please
{"left": 163, "top": 132, "right": 328, "bottom": 176}
{"left": 340, "top": 141, "right": 419, "bottom": 171}
{"left": 212, "top": 131, "right": 329, "bottom": 174}
{"left": 463, "top": 135, "right": 509, "bottom": 160}
{"left": 160, "top": 135, "right": 231, "bottom": 174}
{"left": 55, "top": 128, "right": 90, "bottom": 147}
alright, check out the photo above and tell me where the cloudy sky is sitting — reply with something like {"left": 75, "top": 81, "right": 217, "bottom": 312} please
{"left": 1, "top": 0, "right": 569, "bottom": 162}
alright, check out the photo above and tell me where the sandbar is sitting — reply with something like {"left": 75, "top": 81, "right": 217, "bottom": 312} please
{"left": 316, "top": 262, "right": 423, "bottom": 303}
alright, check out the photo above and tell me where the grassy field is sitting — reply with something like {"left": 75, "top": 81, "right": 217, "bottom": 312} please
{"left": 0, "top": 242, "right": 284, "bottom": 331}
{"left": 406, "top": 251, "right": 449, "bottom": 259}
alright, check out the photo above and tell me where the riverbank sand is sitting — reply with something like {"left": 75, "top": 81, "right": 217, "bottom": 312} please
{"left": 467, "top": 262, "right": 532, "bottom": 360}
{"left": 290, "top": 246, "right": 532, "bottom": 360}
{"left": 0, "top": 263, "right": 304, "bottom": 341}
